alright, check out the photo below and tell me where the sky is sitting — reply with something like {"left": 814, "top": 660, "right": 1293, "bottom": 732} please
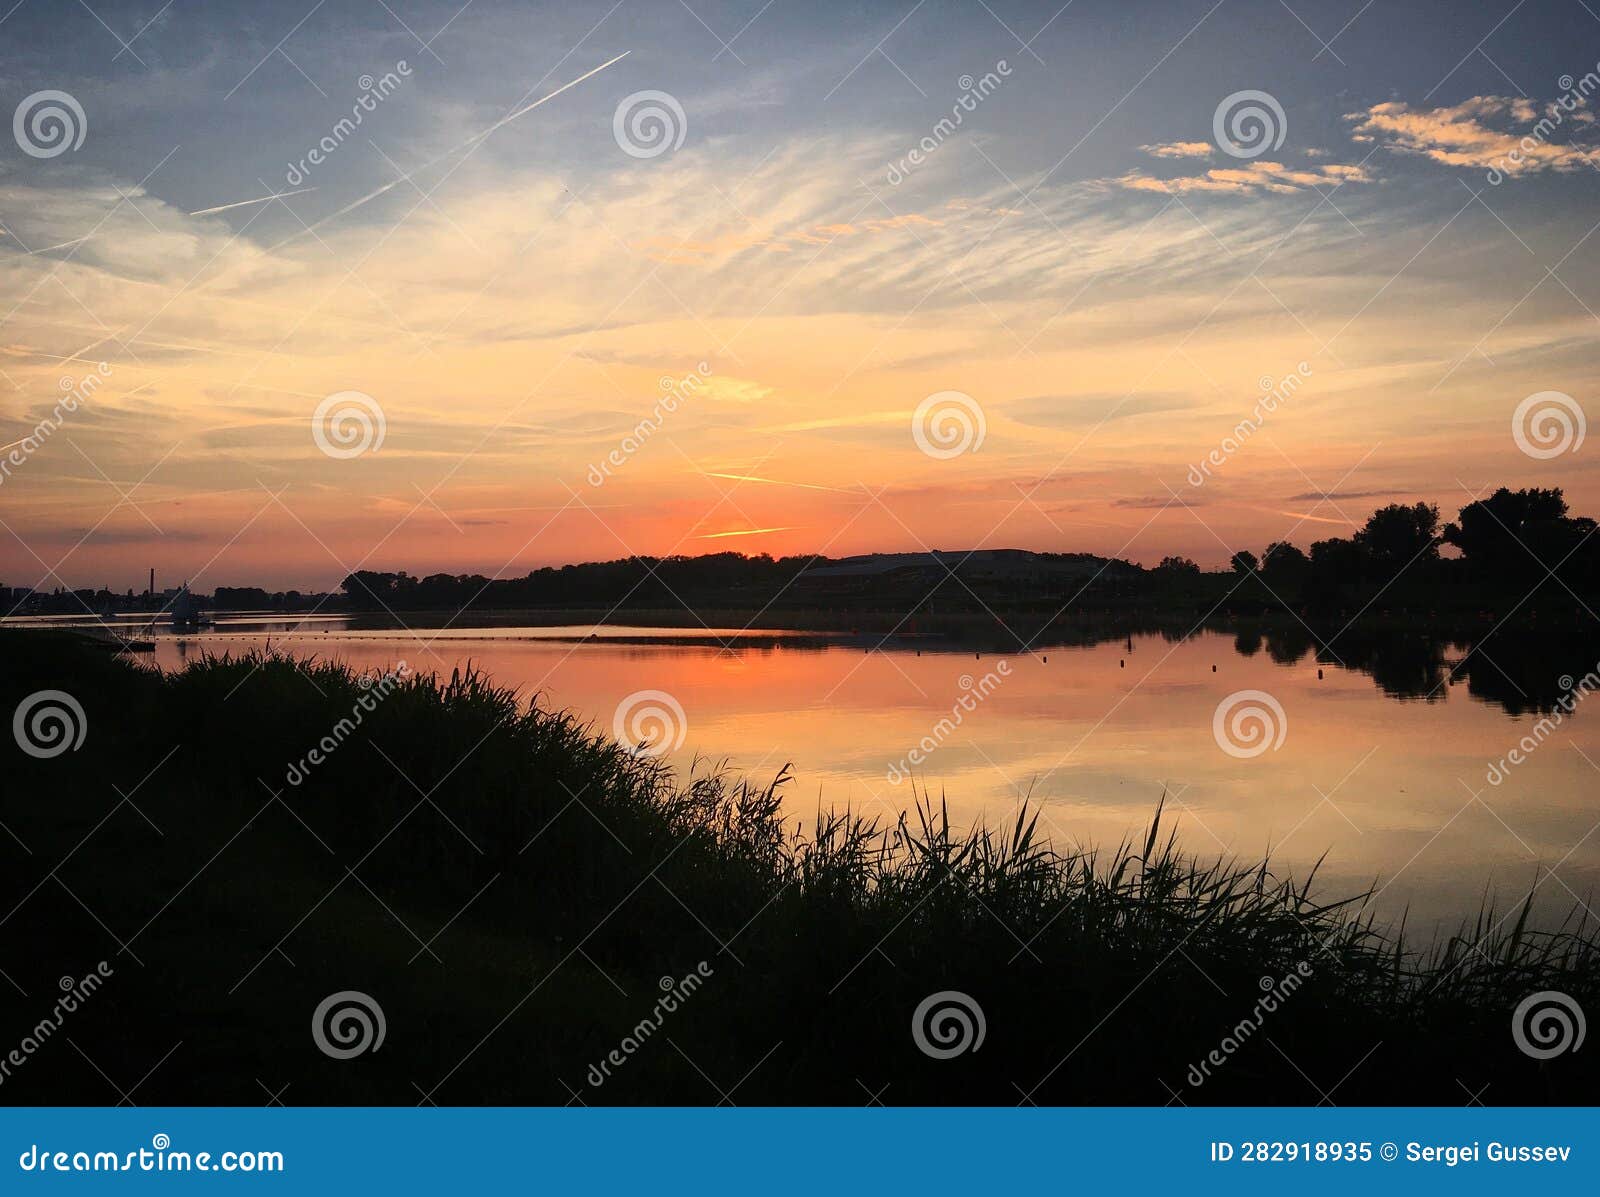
{"left": 1, "top": 0, "right": 1598, "bottom": 592}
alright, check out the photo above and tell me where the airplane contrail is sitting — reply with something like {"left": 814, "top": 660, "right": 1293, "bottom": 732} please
{"left": 32, "top": 234, "right": 96, "bottom": 254}
{"left": 701, "top": 471, "right": 860, "bottom": 495}
{"left": 23, "top": 191, "right": 316, "bottom": 256}
{"left": 190, "top": 187, "right": 316, "bottom": 216}
{"left": 273, "top": 49, "right": 631, "bottom": 249}
{"left": 692, "top": 526, "right": 799, "bottom": 539}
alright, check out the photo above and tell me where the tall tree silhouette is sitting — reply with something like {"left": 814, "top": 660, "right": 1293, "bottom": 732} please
{"left": 1354, "top": 502, "right": 1440, "bottom": 578}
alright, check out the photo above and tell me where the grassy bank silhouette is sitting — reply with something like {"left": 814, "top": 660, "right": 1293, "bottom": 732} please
{"left": 2, "top": 631, "right": 1596, "bottom": 1104}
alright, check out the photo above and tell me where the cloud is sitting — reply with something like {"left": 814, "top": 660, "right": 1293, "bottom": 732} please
{"left": 1006, "top": 393, "right": 1192, "bottom": 427}
{"left": 1109, "top": 160, "right": 1374, "bottom": 195}
{"left": 1140, "top": 141, "right": 1213, "bottom": 159}
{"left": 1286, "top": 489, "right": 1412, "bottom": 502}
{"left": 1114, "top": 495, "right": 1207, "bottom": 509}
{"left": 1345, "top": 94, "right": 1597, "bottom": 175}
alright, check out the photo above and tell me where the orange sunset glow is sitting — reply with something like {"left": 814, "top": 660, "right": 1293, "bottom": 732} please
{"left": 5, "top": 0, "right": 1600, "bottom": 1123}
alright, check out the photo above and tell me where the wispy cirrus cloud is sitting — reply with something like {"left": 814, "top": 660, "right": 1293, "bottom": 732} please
{"left": 1286, "top": 488, "right": 1412, "bottom": 502}
{"left": 1346, "top": 94, "right": 1597, "bottom": 174}
{"left": 1109, "top": 159, "right": 1374, "bottom": 195}
{"left": 1139, "top": 140, "right": 1213, "bottom": 159}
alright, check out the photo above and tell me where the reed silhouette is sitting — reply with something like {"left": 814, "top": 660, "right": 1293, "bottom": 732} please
{"left": 2, "top": 633, "right": 1596, "bottom": 1105}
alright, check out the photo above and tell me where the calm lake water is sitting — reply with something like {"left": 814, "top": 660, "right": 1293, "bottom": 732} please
{"left": 32, "top": 614, "right": 1600, "bottom": 932}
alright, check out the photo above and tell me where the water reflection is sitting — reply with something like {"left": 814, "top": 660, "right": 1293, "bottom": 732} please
{"left": 141, "top": 619, "right": 1600, "bottom": 933}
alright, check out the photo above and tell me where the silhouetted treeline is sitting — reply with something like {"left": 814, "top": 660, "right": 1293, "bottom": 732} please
{"left": 339, "top": 549, "right": 1146, "bottom": 618}
{"left": 8, "top": 586, "right": 335, "bottom": 616}
{"left": 343, "top": 552, "right": 825, "bottom": 612}
{"left": 1338, "top": 490, "right": 1591, "bottom": 593}
{"left": 1150, "top": 488, "right": 1597, "bottom": 614}
{"left": 340, "top": 489, "right": 1599, "bottom": 621}
{"left": 212, "top": 587, "right": 331, "bottom": 611}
